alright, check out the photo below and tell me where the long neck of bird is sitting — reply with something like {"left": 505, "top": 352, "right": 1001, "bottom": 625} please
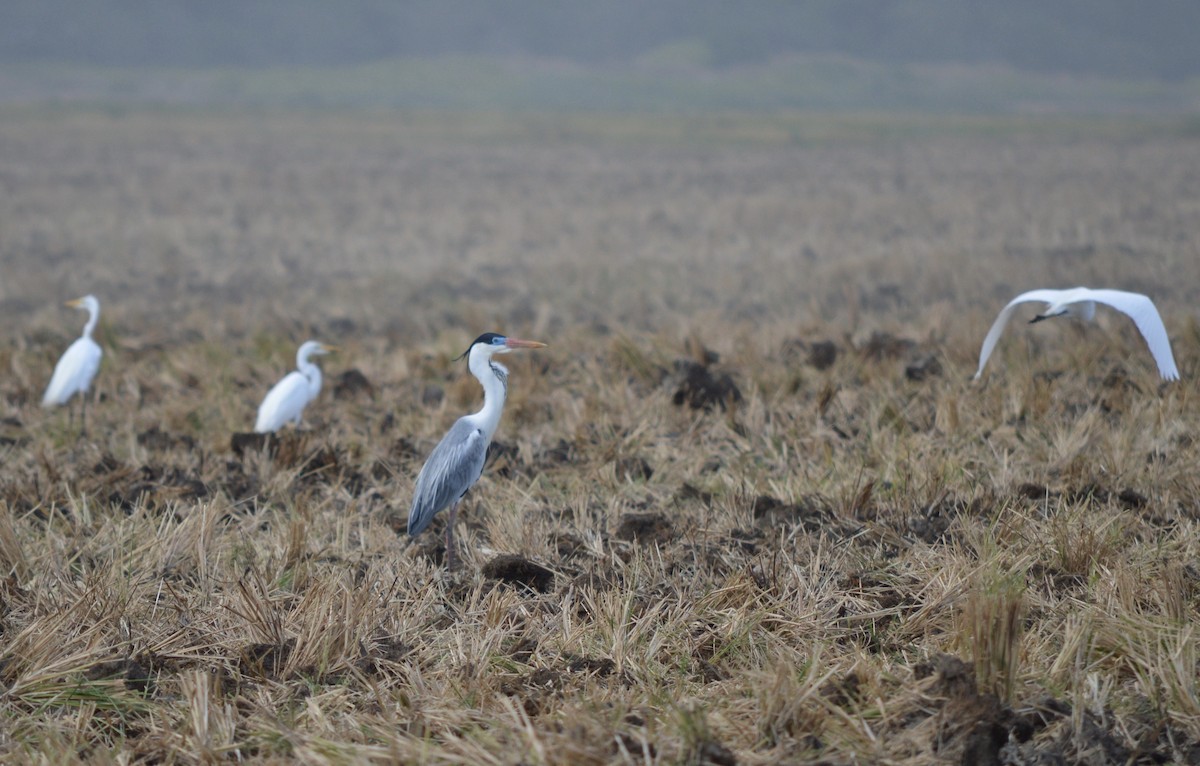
{"left": 305, "top": 365, "right": 323, "bottom": 397}
{"left": 83, "top": 304, "right": 98, "bottom": 338}
{"left": 468, "top": 348, "right": 508, "bottom": 442}
{"left": 297, "top": 349, "right": 322, "bottom": 395}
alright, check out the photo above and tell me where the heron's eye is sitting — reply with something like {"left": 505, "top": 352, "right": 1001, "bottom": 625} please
{"left": 492, "top": 336, "right": 507, "bottom": 346}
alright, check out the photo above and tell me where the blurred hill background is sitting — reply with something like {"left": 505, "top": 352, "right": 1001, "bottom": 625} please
{"left": 1, "top": 1, "right": 1197, "bottom": 112}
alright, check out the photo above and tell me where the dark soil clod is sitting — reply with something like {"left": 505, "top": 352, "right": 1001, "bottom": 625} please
{"left": 905, "top": 354, "right": 942, "bottom": 381}
{"left": 801, "top": 340, "right": 840, "bottom": 369}
{"left": 676, "top": 483, "right": 714, "bottom": 505}
{"left": 1016, "top": 483, "right": 1053, "bottom": 501}
{"left": 333, "top": 368, "right": 374, "bottom": 400}
{"left": 93, "top": 454, "right": 125, "bottom": 474}
{"left": 84, "top": 657, "right": 156, "bottom": 696}
{"left": 671, "top": 360, "right": 742, "bottom": 411}
{"left": 807, "top": 340, "right": 838, "bottom": 370}
{"left": 615, "top": 513, "right": 675, "bottom": 545}
{"left": 357, "top": 637, "right": 411, "bottom": 675}
{"left": 230, "top": 431, "right": 279, "bottom": 457}
{"left": 526, "top": 667, "right": 565, "bottom": 690}
{"left": 239, "top": 640, "right": 295, "bottom": 678}
{"left": 907, "top": 503, "right": 954, "bottom": 544}
{"left": 565, "top": 655, "right": 616, "bottom": 676}
{"left": 752, "top": 495, "right": 830, "bottom": 533}
{"left": 1117, "top": 488, "right": 1147, "bottom": 509}
{"left": 1017, "top": 694, "right": 1071, "bottom": 734}
{"left": 486, "top": 440, "right": 521, "bottom": 477}
{"left": 481, "top": 554, "right": 555, "bottom": 593}
{"left": 913, "top": 653, "right": 976, "bottom": 697}
{"left": 692, "top": 740, "right": 738, "bottom": 766}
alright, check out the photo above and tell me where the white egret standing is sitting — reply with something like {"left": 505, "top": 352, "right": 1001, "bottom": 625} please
{"left": 408, "top": 332, "right": 546, "bottom": 570}
{"left": 254, "top": 340, "right": 336, "bottom": 433}
{"left": 975, "top": 287, "right": 1179, "bottom": 381}
{"left": 42, "top": 294, "right": 103, "bottom": 431}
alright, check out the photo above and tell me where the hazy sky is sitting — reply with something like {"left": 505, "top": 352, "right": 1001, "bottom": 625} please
{"left": 1, "top": 0, "right": 1197, "bottom": 79}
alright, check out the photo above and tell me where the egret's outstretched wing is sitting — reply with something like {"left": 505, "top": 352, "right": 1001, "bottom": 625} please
{"left": 408, "top": 418, "right": 489, "bottom": 536}
{"left": 42, "top": 337, "right": 102, "bottom": 407}
{"left": 975, "top": 289, "right": 1069, "bottom": 379}
{"left": 1087, "top": 289, "right": 1180, "bottom": 380}
{"left": 255, "top": 371, "right": 310, "bottom": 432}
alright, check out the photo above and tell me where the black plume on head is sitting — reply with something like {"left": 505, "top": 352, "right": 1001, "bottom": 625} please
{"left": 455, "top": 332, "right": 505, "bottom": 361}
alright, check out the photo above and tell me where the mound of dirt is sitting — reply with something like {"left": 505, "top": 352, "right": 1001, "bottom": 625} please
{"left": 333, "top": 368, "right": 374, "bottom": 400}
{"left": 671, "top": 360, "right": 742, "bottom": 411}
{"left": 482, "top": 554, "right": 555, "bottom": 593}
{"left": 486, "top": 440, "right": 520, "bottom": 478}
{"left": 230, "top": 431, "right": 280, "bottom": 458}
{"left": 905, "top": 354, "right": 942, "bottom": 381}
{"left": 752, "top": 494, "right": 832, "bottom": 533}
{"left": 807, "top": 340, "right": 839, "bottom": 370}
{"left": 615, "top": 513, "right": 675, "bottom": 545}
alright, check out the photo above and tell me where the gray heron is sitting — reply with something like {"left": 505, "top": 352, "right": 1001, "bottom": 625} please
{"left": 42, "top": 294, "right": 103, "bottom": 432}
{"left": 255, "top": 340, "right": 337, "bottom": 433}
{"left": 976, "top": 287, "right": 1179, "bottom": 381}
{"left": 408, "top": 332, "right": 546, "bottom": 570}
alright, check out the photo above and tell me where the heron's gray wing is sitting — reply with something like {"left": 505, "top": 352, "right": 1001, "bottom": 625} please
{"left": 408, "top": 418, "right": 489, "bottom": 536}
{"left": 975, "top": 289, "right": 1067, "bottom": 379}
{"left": 1087, "top": 290, "right": 1180, "bottom": 380}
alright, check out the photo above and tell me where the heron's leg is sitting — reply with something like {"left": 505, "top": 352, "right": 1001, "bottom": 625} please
{"left": 81, "top": 394, "right": 88, "bottom": 436}
{"left": 445, "top": 502, "right": 460, "bottom": 571}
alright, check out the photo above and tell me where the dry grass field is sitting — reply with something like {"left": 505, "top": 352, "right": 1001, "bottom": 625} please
{"left": 1, "top": 109, "right": 1199, "bottom": 764}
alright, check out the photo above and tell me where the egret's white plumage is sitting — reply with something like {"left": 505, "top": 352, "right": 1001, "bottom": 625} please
{"left": 42, "top": 295, "right": 103, "bottom": 422}
{"left": 254, "top": 340, "right": 335, "bottom": 433}
{"left": 975, "top": 287, "right": 1179, "bottom": 381}
{"left": 408, "top": 332, "right": 546, "bottom": 570}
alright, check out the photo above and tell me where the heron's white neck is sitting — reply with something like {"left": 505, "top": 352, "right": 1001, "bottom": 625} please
{"left": 468, "top": 347, "right": 508, "bottom": 442}
{"left": 296, "top": 346, "right": 323, "bottom": 398}
{"left": 82, "top": 303, "right": 99, "bottom": 338}
{"left": 303, "top": 365, "right": 323, "bottom": 398}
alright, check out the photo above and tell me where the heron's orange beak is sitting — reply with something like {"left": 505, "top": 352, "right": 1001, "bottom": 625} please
{"left": 320, "top": 344, "right": 339, "bottom": 353}
{"left": 504, "top": 338, "right": 547, "bottom": 349}
{"left": 65, "top": 298, "right": 85, "bottom": 308}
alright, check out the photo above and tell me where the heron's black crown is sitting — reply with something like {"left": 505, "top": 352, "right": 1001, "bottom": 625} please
{"left": 455, "top": 332, "right": 506, "bottom": 361}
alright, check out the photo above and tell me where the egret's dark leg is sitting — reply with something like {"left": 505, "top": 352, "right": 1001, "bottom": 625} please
{"left": 81, "top": 394, "right": 89, "bottom": 436}
{"left": 445, "top": 502, "right": 460, "bottom": 571}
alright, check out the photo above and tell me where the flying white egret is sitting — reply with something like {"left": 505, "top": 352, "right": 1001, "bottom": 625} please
{"left": 408, "top": 332, "right": 546, "bottom": 570}
{"left": 42, "top": 294, "right": 103, "bottom": 431}
{"left": 254, "top": 340, "right": 336, "bottom": 433}
{"left": 975, "top": 287, "right": 1179, "bottom": 381}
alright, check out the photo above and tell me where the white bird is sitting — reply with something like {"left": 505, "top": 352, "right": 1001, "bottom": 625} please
{"left": 254, "top": 340, "right": 336, "bottom": 433}
{"left": 975, "top": 287, "right": 1179, "bottom": 381}
{"left": 42, "top": 294, "right": 103, "bottom": 431}
{"left": 408, "top": 332, "right": 546, "bottom": 570}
